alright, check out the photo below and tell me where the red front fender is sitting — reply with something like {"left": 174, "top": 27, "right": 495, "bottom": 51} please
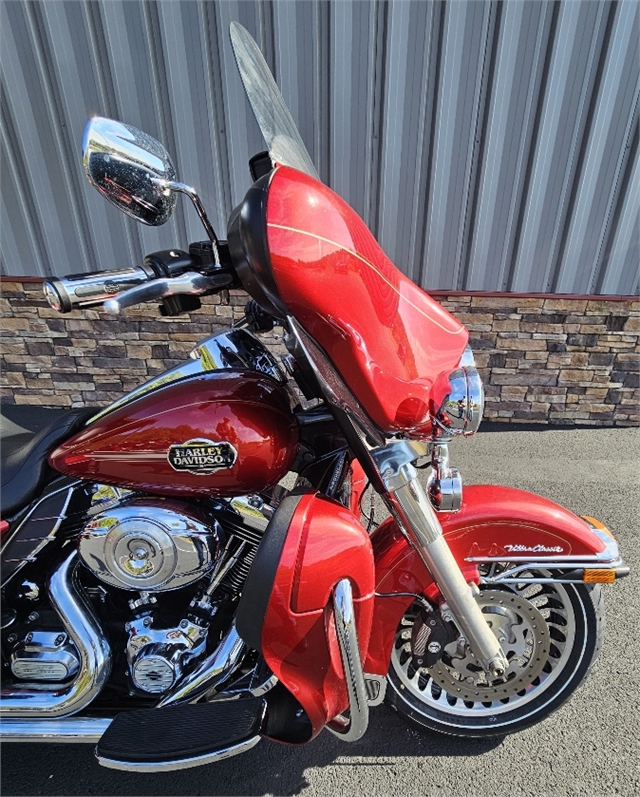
{"left": 364, "top": 484, "right": 611, "bottom": 675}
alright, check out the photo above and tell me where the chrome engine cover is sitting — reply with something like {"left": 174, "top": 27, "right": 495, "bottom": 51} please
{"left": 11, "top": 631, "right": 80, "bottom": 683}
{"left": 126, "top": 615, "right": 207, "bottom": 694}
{"left": 78, "top": 498, "right": 221, "bottom": 591}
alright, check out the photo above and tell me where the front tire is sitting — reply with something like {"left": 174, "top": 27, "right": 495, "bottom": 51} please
{"left": 386, "top": 578, "right": 605, "bottom": 737}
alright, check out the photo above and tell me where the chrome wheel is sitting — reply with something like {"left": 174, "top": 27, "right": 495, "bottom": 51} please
{"left": 387, "top": 576, "right": 604, "bottom": 736}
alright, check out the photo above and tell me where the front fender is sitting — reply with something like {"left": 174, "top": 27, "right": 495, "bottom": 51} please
{"left": 364, "top": 484, "right": 618, "bottom": 675}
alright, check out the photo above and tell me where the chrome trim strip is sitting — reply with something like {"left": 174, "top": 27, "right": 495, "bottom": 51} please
{"left": 0, "top": 551, "right": 112, "bottom": 718}
{"left": 481, "top": 575, "right": 628, "bottom": 585}
{"left": 476, "top": 558, "right": 629, "bottom": 584}
{"left": 327, "top": 579, "right": 369, "bottom": 742}
{"left": 466, "top": 555, "right": 625, "bottom": 565}
{"left": 96, "top": 733, "right": 261, "bottom": 772}
{"left": 0, "top": 717, "right": 112, "bottom": 743}
{"left": 1, "top": 483, "right": 78, "bottom": 584}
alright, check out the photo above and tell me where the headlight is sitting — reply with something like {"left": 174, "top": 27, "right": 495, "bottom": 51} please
{"left": 434, "top": 347, "right": 484, "bottom": 436}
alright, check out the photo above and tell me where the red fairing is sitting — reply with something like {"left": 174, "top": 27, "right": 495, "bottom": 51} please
{"left": 260, "top": 494, "right": 375, "bottom": 739}
{"left": 265, "top": 167, "right": 468, "bottom": 434}
{"left": 49, "top": 371, "right": 297, "bottom": 498}
{"left": 364, "top": 485, "right": 609, "bottom": 676}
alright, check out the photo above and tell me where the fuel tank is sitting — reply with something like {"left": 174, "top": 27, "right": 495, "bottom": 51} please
{"left": 50, "top": 371, "right": 298, "bottom": 498}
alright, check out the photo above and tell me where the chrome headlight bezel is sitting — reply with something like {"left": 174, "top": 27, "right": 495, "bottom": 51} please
{"left": 434, "top": 346, "right": 484, "bottom": 436}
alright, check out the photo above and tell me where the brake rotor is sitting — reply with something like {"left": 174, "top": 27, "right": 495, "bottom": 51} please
{"left": 427, "top": 590, "right": 551, "bottom": 703}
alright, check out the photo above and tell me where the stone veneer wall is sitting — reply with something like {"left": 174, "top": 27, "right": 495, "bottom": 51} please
{"left": 1, "top": 280, "right": 638, "bottom": 426}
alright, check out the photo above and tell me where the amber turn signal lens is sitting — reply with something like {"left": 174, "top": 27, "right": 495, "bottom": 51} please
{"left": 581, "top": 516, "right": 616, "bottom": 540}
{"left": 583, "top": 569, "right": 616, "bottom": 584}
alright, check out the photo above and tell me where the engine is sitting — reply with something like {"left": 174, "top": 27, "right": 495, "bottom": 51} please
{"left": 73, "top": 497, "right": 224, "bottom": 694}
{"left": 78, "top": 498, "right": 222, "bottom": 592}
{"left": 3, "top": 491, "right": 268, "bottom": 698}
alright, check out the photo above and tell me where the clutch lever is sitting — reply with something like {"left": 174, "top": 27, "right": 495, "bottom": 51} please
{"left": 103, "top": 271, "right": 233, "bottom": 315}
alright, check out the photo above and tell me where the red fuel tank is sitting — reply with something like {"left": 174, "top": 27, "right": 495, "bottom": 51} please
{"left": 50, "top": 371, "right": 298, "bottom": 498}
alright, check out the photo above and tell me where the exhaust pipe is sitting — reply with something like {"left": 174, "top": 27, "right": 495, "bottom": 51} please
{"left": 0, "top": 550, "right": 111, "bottom": 718}
{"left": 0, "top": 717, "right": 112, "bottom": 743}
{"left": 157, "top": 622, "right": 245, "bottom": 707}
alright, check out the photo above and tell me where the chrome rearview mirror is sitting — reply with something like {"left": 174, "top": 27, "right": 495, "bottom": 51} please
{"left": 82, "top": 117, "right": 177, "bottom": 226}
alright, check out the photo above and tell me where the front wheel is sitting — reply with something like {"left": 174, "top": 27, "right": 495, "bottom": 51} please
{"left": 386, "top": 578, "right": 605, "bottom": 737}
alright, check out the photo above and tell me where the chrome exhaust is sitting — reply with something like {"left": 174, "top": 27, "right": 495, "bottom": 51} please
{"left": 0, "top": 716, "right": 112, "bottom": 743}
{"left": 157, "top": 622, "right": 245, "bottom": 707}
{"left": 0, "top": 550, "right": 111, "bottom": 718}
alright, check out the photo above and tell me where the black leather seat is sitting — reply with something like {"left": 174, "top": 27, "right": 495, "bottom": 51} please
{"left": 1, "top": 408, "right": 97, "bottom": 518}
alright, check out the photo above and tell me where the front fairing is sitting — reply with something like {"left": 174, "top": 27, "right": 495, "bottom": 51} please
{"left": 230, "top": 25, "right": 468, "bottom": 434}
{"left": 265, "top": 167, "right": 468, "bottom": 433}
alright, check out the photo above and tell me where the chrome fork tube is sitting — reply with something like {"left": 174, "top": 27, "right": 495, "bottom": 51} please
{"left": 383, "top": 463, "right": 508, "bottom": 677}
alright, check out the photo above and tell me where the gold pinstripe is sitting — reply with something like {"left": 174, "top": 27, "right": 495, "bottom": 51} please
{"left": 267, "top": 222, "right": 466, "bottom": 336}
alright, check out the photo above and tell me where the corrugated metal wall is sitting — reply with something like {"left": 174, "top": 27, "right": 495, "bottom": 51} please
{"left": 1, "top": 0, "right": 638, "bottom": 294}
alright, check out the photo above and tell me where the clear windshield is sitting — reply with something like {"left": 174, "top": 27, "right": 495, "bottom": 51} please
{"left": 230, "top": 22, "right": 319, "bottom": 180}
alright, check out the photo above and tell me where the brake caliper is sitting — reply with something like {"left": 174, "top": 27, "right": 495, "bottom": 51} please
{"left": 410, "top": 607, "right": 457, "bottom": 668}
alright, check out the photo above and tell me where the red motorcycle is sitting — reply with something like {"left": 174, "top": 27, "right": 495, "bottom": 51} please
{"left": 0, "top": 23, "right": 628, "bottom": 771}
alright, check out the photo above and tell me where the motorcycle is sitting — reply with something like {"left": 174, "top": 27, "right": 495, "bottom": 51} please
{"left": 0, "top": 23, "right": 629, "bottom": 772}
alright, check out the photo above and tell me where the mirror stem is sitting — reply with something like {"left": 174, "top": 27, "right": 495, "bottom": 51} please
{"left": 153, "top": 179, "right": 221, "bottom": 266}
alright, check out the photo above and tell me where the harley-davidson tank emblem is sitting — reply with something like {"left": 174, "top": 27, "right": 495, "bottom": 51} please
{"left": 167, "top": 439, "right": 237, "bottom": 475}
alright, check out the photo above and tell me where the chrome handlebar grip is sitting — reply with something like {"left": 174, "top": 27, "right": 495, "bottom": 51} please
{"left": 43, "top": 267, "right": 151, "bottom": 313}
{"left": 103, "top": 271, "right": 233, "bottom": 315}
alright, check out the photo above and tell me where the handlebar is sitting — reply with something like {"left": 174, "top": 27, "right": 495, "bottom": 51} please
{"left": 43, "top": 242, "right": 238, "bottom": 315}
{"left": 103, "top": 271, "right": 233, "bottom": 315}
{"left": 43, "top": 266, "right": 153, "bottom": 313}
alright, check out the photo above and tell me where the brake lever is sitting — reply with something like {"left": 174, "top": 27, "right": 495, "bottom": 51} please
{"left": 103, "top": 271, "right": 233, "bottom": 315}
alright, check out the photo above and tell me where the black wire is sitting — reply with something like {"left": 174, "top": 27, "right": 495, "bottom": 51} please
{"left": 312, "top": 445, "right": 350, "bottom": 465}
{"left": 357, "top": 479, "right": 378, "bottom": 531}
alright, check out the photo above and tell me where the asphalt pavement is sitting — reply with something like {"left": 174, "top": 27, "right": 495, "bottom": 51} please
{"left": 1, "top": 412, "right": 639, "bottom": 797}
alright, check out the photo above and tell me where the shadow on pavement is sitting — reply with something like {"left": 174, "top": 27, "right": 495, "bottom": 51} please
{"left": 0, "top": 704, "right": 502, "bottom": 796}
